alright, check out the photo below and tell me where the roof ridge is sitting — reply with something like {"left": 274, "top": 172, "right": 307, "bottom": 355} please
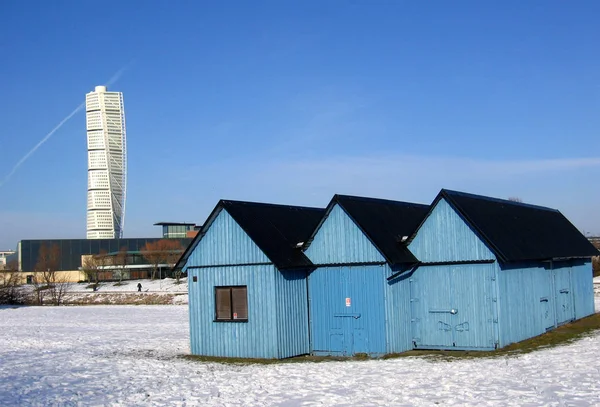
{"left": 221, "top": 199, "right": 324, "bottom": 211}
{"left": 441, "top": 189, "right": 559, "bottom": 212}
{"left": 334, "top": 194, "right": 429, "bottom": 208}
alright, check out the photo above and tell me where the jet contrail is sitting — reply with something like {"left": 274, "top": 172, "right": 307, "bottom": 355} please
{"left": 0, "top": 63, "right": 133, "bottom": 188}
{"left": 105, "top": 59, "right": 135, "bottom": 88}
{"left": 0, "top": 103, "right": 85, "bottom": 187}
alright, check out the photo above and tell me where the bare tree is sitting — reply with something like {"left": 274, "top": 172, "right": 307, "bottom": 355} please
{"left": 6, "top": 259, "right": 18, "bottom": 272}
{"left": 113, "top": 246, "right": 129, "bottom": 284}
{"left": 82, "top": 250, "right": 109, "bottom": 290}
{"left": 0, "top": 261, "right": 24, "bottom": 304}
{"left": 141, "top": 239, "right": 184, "bottom": 280}
{"left": 34, "top": 243, "right": 70, "bottom": 305}
{"left": 33, "top": 243, "right": 58, "bottom": 304}
{"left": 47, "top": 272, "right": 71, "bottom": 306}
{"left": 166, "top": 241, "right": 185, "bottom": 283}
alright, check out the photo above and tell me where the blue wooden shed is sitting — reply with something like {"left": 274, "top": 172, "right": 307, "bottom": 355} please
{"left": 407, "top": 189, "right": 599, "bottom": 350}
{"left": 176, "top": 200, "right": 324, "bottom": 359}
{"left": 302, "top": 195, "right": 429, "bottom": 356}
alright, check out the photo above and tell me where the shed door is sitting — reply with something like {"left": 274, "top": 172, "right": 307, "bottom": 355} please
{"left": 411, "top": 264, "right": 496, "bottom": 350}
{"left": 309, "top": 265, "right": 385, "bottom": 356}
{"left": 410, "top": 267, "right": 454, "bottom": 348}
{"left": 553, "top": 267, "right": 574, "bottom": 326}
{"left": 450, "top": 265, "right": 496, "bottom": 349}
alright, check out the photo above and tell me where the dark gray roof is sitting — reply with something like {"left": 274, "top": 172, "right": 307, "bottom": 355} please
{"left": 154, "top": 222, "right": 197, "bottom": 226}
{"left": 176, "top": 200, "right": 325, "bottom": 270}
{"left": 307, "top": 194, "right": 429, "bottom": 265}
{"left": 437, "top": 189, "right": 600, "bottom": 262}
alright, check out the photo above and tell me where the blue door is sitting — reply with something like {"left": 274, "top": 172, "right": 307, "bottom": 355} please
{"left": 553, "top": 267, "right": 574, "bottom": 326}
{"left": 309, "top": 265, "right": 386, "bottom": 356}
{"left": 410, "top": 266, "right": 454, "bottom": 348}
{"left": 450, "top": 265, "right": 496, "bottom": 349}
{"left": 411, "top": 264, "right": 496, "bottom": 350}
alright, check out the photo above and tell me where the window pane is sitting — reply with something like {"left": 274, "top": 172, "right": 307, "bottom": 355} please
{"left": 215, "top": 288, "right": 231, "bottom": 320}
{"left": 231, "top": 287, "right": 248, "bottom": 320}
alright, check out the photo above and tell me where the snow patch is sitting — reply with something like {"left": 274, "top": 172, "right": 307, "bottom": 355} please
{"left": 1, "top": 304, "right": 600, "bottom": 406}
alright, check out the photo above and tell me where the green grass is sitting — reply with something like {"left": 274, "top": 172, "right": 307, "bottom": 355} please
{"left": 183, "top": 313, "right": 600, "bottom": 365}
{"left": 385, "top": 313, "right": 600, "bottom": 360}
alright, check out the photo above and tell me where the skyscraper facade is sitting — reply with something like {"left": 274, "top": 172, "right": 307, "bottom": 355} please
{"left": 85, "top": 86, "right": 127, "bottom": 239}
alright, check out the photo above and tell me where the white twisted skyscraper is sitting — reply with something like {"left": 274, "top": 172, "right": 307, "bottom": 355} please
{"left": 86, "top": 86, "right": 127, "bottom": 239}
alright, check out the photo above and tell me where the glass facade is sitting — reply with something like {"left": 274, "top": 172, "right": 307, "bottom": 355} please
{"left": 162, "top": 224, "right": 196, "bottom": 239}
{"left": 17, "top": 238, "right": 192, "bottom": 272}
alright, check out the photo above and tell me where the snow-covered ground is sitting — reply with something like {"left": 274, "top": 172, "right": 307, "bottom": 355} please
{"left": 1, "top": 301, "right": 600, "bottom": 407}
{"left": 39, "top": 278, "right": 190, "bottom": 305}
{"left": 69, "top": 277, "right": 188, "bottom": 293}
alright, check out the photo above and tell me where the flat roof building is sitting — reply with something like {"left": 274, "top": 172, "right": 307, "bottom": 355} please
{"left": 154, "top": 222, "right": 201, "bottom": 239}
{"left": 0, "top": 250, "right": 15, "bottom": 270}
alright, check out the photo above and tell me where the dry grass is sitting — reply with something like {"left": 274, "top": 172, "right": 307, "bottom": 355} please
{"left": 62, "top": 293, "right": 177, "bottom": 306}
{"left": 184, "top": 313, "right": 600, "bottom": 364}
{"left": 182, "top": 353, "right": 374, "bottom": 365}
{"left": 387, "top": 313, "right": 600, "bottom": 360}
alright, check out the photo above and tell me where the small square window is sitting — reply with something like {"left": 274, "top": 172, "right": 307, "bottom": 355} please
{"left": 192, "top": 276, "right": 197, "bottom": 282}
{"left": 215, "top": 286, "right": 248, "bottom": 322}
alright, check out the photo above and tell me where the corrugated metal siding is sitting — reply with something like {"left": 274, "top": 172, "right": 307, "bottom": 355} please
{"left": 188, "top": 265, "right": 278, "bottom": 358}
{"left": 186, "top": 209, "right": 270, "bottom": 267}
{"left": 409, "top": 198, "right": 495, "bottom": 262}
{"left": 497, "top": 263, "right": 555, "bottom": 347}
{"left": 570, "top": 261, "right": 594, "bottom": 319}
{"left": 305, "top": 204, "right": 385, "bottom": 264}
{"left": 385, "top": 272, "right": 413, "bottom": 353}
{"left": 275, "top": 269, "right": 310, "bottom": 358}
{"left": 410, "top": 264, "right": 497, "bottom": 350}
{"left": 308, "top": 265, "right": 387, "bottom": 356}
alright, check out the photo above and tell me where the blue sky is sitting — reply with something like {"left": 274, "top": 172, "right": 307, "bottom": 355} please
{"left": 1, "top": 1, "right": 599, "bottom": 249}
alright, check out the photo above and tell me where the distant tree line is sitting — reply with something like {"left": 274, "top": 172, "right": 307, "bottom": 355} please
{"left": 81, "top": 239, "right": 185, "bottom": 286}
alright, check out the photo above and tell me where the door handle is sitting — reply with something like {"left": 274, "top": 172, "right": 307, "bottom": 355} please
{"left": 559, "top": 289, "right": 569, "bottom": 294}
{"left": 333, "top": 313, "right": 361, "bottom": 319}
{"left": 429, "top": 309, "right": 458, "bottom": 315}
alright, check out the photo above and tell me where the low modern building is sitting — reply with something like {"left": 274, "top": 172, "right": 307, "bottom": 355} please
{"left": 15, "top": 238, "right": 188, "bottom": 272}
{"left": 7, "top": 221, "right": 195, "bottom": 282}
{"left": 0, "top": 251, "right": 15, "bottom": 270}
{"left": 154, "top": 222, "right": 201, "bottom": 239}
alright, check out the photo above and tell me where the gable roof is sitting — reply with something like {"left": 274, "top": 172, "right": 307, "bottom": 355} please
{"left": 175, "top": 200, "right": 325, "bottom": 270}
{"left": 431, "top": 189, "right": 600, "bottom": 263}
{"left": 306, "top": 194, "right": 429, "bottom": 265}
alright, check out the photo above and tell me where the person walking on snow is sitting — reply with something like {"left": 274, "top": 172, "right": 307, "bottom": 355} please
{"left": 137, "top": 282, "right": 142, "bottom": 292}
